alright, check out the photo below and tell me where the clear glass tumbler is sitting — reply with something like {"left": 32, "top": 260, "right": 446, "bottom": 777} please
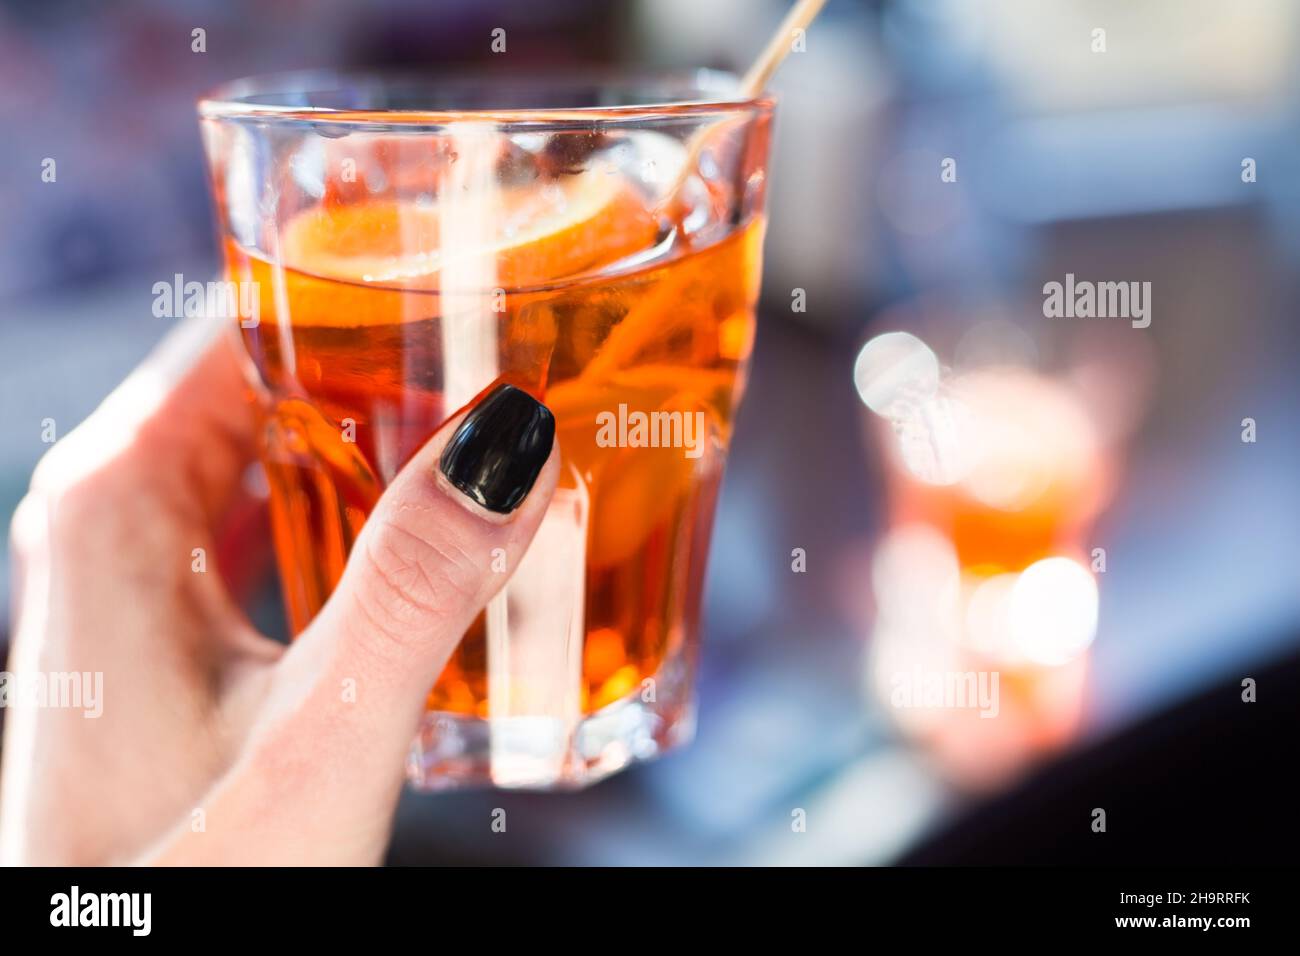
{"left": 199, "top": 71, "right": 774, "bottom": 789}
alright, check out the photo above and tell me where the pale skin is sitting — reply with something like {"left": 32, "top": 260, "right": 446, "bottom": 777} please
{"left": 0, "top": 316, "right": 558, "bottom": 865}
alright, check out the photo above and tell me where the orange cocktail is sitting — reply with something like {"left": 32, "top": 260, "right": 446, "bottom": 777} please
{"left": 201, "top": 73, "right": 773, "bottom": 788}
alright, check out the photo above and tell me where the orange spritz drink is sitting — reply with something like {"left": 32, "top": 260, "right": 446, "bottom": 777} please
{"left": 201, "top": 73, "right": 773, "bottom": 789}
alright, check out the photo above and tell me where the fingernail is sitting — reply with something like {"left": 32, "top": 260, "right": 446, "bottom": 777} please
{"left": 438, "top": 384, "right": 555, "bottom": 514}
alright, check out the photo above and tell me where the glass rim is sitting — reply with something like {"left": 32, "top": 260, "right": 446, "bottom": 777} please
{"left": 198, "top": 67, "right": 775, "bottom": 130}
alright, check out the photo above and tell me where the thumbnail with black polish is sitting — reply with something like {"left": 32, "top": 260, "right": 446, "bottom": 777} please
{"left": 438, "top": 383, "right": 555, "bottom": 514}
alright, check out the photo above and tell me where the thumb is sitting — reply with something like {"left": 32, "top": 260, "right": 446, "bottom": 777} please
{"left": 277, "top": 383, "right": 558, "bottom": 753}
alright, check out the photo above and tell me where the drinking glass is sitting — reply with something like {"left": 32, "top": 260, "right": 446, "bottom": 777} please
{"left": 199, "top": 71, "right": 773, "bottom": 789}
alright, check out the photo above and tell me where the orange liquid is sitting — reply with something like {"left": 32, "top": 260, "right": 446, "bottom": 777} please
{"left": 226, "top": 216, "right": 764, "bottom": 716}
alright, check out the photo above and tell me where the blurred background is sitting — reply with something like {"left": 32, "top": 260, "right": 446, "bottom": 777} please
{"left": 2, "top": 0, "right": 1298, "bottom": 864}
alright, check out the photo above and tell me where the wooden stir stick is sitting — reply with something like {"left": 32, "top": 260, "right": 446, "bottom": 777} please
{"left": 657, "top": 0, "right": 829, "bottom": 220}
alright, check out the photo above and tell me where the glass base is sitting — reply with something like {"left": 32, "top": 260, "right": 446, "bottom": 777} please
{"left": 405, "top": 660, "right": 695, "bottom": 791}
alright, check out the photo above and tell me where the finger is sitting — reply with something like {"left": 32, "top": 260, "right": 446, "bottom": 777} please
{"left": 30, "top": 314, "right": 258, "bottom": 529}
{"left": 17, "top": 314, "right": 268, "bottom": 675}
{"left": 273, "top": 383, "right": 558, "bottom": 752}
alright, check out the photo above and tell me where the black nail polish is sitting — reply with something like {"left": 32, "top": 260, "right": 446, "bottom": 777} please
{"left": 438, "top": 384, "right": 555, "bottom": 514}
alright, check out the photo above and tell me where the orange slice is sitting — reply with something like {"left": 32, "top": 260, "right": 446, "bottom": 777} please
{"left": 546, "top": 365, "right": 736, "bottom": 480}
{"left": 280, "top": 168, "right": 657, "bottom": 296}
{"left": 584, "top": 392, "right": 716, "bottom": 569}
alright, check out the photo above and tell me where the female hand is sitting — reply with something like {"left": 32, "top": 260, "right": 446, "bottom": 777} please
{"left": 0, "top": 316, "right": 557, "bottom": 865}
